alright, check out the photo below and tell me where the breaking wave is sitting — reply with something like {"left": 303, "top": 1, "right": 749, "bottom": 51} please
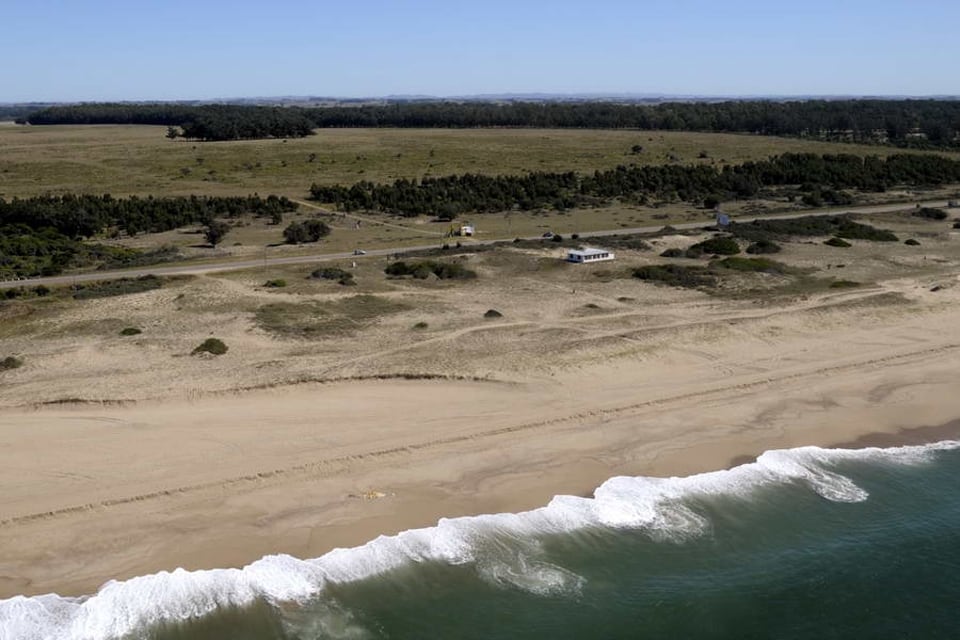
{"left": 2, "top": 440, "right": 956, "bottom": 640}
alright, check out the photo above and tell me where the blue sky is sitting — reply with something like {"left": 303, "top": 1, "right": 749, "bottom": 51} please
{"left": 2, "top": 0, "right": 958, "bottom": 101}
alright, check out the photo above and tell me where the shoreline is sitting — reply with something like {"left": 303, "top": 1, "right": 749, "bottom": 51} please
{"left": 3, "top": 359, "right": 960, "bottom": 600}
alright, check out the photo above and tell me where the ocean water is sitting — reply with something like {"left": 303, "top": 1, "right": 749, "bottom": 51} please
{"left": 3, "top": 441, "right": 959, "bottom": 640}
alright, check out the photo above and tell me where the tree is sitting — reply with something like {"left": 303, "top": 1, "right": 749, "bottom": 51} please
{"left": 203, "top": 221, "right": 230, "bottom": 247}
{"left": 166, "top": 126, "right": 180, "bottom": 139}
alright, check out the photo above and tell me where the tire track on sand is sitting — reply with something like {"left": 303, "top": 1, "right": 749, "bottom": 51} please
{"left": 3, "top": 341, "right": 958, "bottom": 528}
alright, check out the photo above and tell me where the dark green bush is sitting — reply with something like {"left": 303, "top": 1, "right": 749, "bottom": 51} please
{"left": 484, "top": 309, "right": 503, "bottom": 318}
{"left": 119, "top": 327, "right": 142, "bottom": 336}
{"left": 385, "top": 261, "right": 476, "bottom": 280}
{"left": 192, "top": 338, "right": 228, "bottom": 356}
{"left": 284, "top": 219, "right": 331, "bottom": 244}
{"left": 712, "top": 257, "right": 787, "bottom": 274}
{"left": 310, "top": 267, "right": 354, "bottom": 285}
{"left": 824, "top": 237, "right": 852, "bottom": 247}
{"left": 688, "top": 236, "right": 740, "bottom": 256}
{"left": 632, "top": 264, "right": 716, "bottom": 288}
{"left": 912, "top": 207, "right": 947, "bottom": 220}
{"left": 745, "top": 239, "right": 782, "bottom": 254}
{"left": 0, "top": 356, "right": 23, "bottom": 371}
{"left": 71, "top": 275, "right": 163, "bottom": 300}
{"left": 263, "top": 279, "right": 287, "bottom": 288}
{"left": 660, "top": 248, "right": 685, "bottom": 258}
{"left": 904, "top": 238, "right": 921, "bottom": 246}
{"left": 412, "top": 321, "right": 429, "bottom": 330}
{"left": 830, "top": 280, "right": 861, "bottom": 288}
{"left": 730, "top": 215, "right": 896, "bottom": 242}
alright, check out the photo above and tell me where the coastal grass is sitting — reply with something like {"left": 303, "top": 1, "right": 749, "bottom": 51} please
{"left": 255, "top": 295, "right": 409, "bottom": 338}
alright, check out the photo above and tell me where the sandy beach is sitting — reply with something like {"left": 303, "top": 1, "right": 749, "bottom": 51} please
{"left": 3, "top": 251, "right": 960, "bottom": 598}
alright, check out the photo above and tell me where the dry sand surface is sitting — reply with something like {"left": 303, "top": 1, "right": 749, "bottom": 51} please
{"left": 3, "top": 213, "right": 960, "bottom": 598}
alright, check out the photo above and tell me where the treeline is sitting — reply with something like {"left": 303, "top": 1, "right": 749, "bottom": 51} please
{"left": 0, "top": 194, "right": 298, "bottom": 278}
{"left": 310, "top": 153, "right": 960, "bottom": 217}
{"left": 25, "top": 100, "right": 960, "bottom": 147}
{"left": 27, "top": 104, "right": 315, "bottom": 141}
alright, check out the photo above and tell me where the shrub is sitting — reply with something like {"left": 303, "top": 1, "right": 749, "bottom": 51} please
{"left": 119, "top": 327, "right": 142, "bottom": 336}
{"left": 632, "top": 264, "right": 716, "bottom": 288}
{"left": 712, "top": 257, "right": 787, "bottom": 274}
{"left": 830, "top": 280, "right": 861, "bottom": 288}
{"left": 203, "top": 221, "right": 231, "bottom": 247}
{"left": 551, "top": 234, "right": 564, "bottom": 242}
{"left": 412, "top": 321, "right": 429, "bottom": 330}
{"left": 745, "top": 239, "right": 782, "bottom": 254}
{"left": 284, "top": 219, "right": 331, "bottom": 244}
{"left": 484, "top": 309, "right": 503, "bottom": 318}
{"left": 953, "top": 221, "right": 960, "bottom": 229}
{"left": 904, "top": 239, "right": 921, "bottom": 246}
{"left": 71, "top": 275, "right": 163, "bottom": 300}
{"left": 660, "top": 248, "right": 685, "bottom": 258}
{"left": 385, "top": 261, "right": 476, "bottom": 280}
{"left": 264, "top": 279, "right": 287, "bottom": 288}
{"left": 730, "top": 215, "right": 896, "bottom": 242}
{"left": 703, "top": 194, "right": 722, "bottom": 210}
{"left": 311, "top": 267, "right": 354, "bottom": 285}
{"left": 824, "top": 237, "right": 852, "bottom": 248}
{"left": 0, "top": 356, "right": 23, "bottom": 371}
{"left": 688, "top": 236, "right": 740, "bottom": 256}
{"left": 912, "top": 207, "right": 947, "bottom": 221}
{"left": 192, "top": 338, "right": 228, "bottom": 356}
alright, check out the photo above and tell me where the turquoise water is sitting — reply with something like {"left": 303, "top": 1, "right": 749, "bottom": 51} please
{"left": 3, "top": 441, "right": 959, "bottom": 639}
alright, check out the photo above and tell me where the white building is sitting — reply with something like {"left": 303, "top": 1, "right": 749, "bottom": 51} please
{"left": 566, "top": 247, "right": 615, "bottom": 263}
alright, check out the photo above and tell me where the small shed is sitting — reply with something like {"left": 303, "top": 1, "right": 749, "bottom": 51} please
{"left": 567, "top": 247, "right": 615, "bottom": 263}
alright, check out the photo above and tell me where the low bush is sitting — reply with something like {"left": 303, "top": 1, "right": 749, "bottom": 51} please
{"left": 953, "top": 221, "right": 960, "bottom": 229}
{"left": 385, "top": 261, "right": 476, "bottom": 280}
{"left": 745, "top": 239, "right": 782, "bottom": 254}
{"left": 687, "top": 236, "right": 740, "bottom": 256}
{"left": 830, "top": 280, "right": 861, "bottom": 288}
{"left": 0, "top": 356, "right": 23, "bottom": 371}
{"left": 264, "top": 279, "right": 287, "bottom": 288}
{"left": 310, "top": 267, "right": 354, "bottom": 285}
{"left": 412, "top": 321, "right": 429, "bottom": 330}
{"left": 912, "top": 207, "right": 947, "bottom": 221}
{"left": 192, "top": 338, "right": 228, "bottom": 356}
{"left": 632, "top": 264, "right": 716, "bottom": 288}
{"left": 824, "top": 237, "right": 852, "bottom": 247}
{"left": 119, "top": 327, "right": 142, "bottom": 336}
{"left": 712, "top": 257, "right": 788, "bottom": 274}
{"left": 660, "top": 248, "right": 685, "bottom": 258}
{"left": 484, "top": 309, "right": 503, "bottom": 318}
{"left": 730, "top": 215, "right": 897, "bottom": 242}
{"left": 904, "top": 239, "right": 921, "bottom": 246}
{"left": 71, "top": 275, "right": 163, "bottom": 300}
{"left": 283, "top": 219, "right": 330, "bottom": 244}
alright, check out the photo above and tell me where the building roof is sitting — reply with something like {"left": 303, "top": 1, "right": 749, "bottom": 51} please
{"left": 567, "top": 247, "right": 612, "bottom": 256}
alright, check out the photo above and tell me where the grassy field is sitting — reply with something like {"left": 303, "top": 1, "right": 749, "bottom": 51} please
{"left": 4, "top": 123, "right": 959, "bottom": 199}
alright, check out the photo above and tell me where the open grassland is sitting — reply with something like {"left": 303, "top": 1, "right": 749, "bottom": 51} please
{"left": 4, "top": 123, "right": 960, "bottom": 199}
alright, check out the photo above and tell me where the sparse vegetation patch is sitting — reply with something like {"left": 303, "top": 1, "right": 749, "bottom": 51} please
{"left": 192, "top": 338, "right": 228, "bottom": 355}
{"left": 0, "top": 356, "right": 23, "bottom": 371}
{"left": 385, "top": 261, "right": 476, "bottom": 280}
{"left": 71, "top": 275, "right": 163, "bottom": 300}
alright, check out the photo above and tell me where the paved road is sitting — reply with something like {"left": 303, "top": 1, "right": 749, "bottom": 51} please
{"left": 0, "top": 199, "right": 950, "bottom": 290}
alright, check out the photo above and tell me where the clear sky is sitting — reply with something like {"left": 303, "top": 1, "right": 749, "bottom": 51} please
{"left": 2, "top": 0, "right": 958, "bottom": 101}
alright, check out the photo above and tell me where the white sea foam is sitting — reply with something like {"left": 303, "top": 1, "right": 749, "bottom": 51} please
{"left": 1, "top": 440, "right": 956, "bottom": 640}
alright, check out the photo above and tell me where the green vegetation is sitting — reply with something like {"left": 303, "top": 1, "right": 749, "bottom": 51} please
{"left": 70, "top": 275, "right": 163, "bottom": 300}
{"left": 712, "top": 257, "right": 788, "bottom": 274}
{"left": 384, "top": 260, "right": 477, "bottom": 280}
{"left": 255, "top": 296, "right": 408, "bottom": 338}
{"left": 746, "top": 239, "right": 782, "bottom": 254}
{"left": 119, "top": 327, "right": 142, "bottom": 336}
{"left": 830, "top": 280, "right": 861, "bottom": 288}
{"left": 730, "top": 215, "right": 898, "bottom": 243}
{"left": 312, "top": 153, "right": 960, "bottom": 217}
{"left": 824, "top": 237, "right": 853, "bottom": 247}
{"left": 687, "top": 236, "right": 740, "bottom": 256}
{"left": 905, "top": 239, "right": 921, "bottom": 246}
{"left": 192, "top": 338, "right": 228, "bottom": 355}
{"left": 412, "top": 321, "right": 429, "bottom": 330}
{"left": 484, "top": 309, "right": 503, "bottom": 318}
{"left": 263, "top": 279, "right": 287, "bottom": 288}
{"left": 310, "top": 267, "right": 354, "bottom": 285}
{"left": 911, "top": 207, "right": 948, "bottom": 220}
{"left": 632, "top": 264, "right": 717, "bottom": 288}
{"left": 283, "top": 219, "right": 331, "bottom": 244}
{"left": 660, "top": 248, "right": 686, "bottom": 258}
{"left": 0, "top": 356, "right": 23, "bottom": 371}
{"left": 203, "top": 220, "right": 231, "bottom": 247}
